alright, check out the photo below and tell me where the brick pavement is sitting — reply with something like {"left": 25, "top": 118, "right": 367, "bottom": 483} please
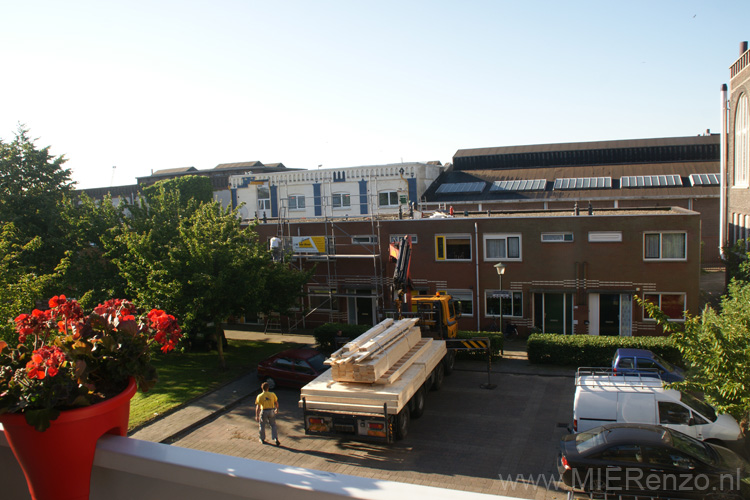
{"left": 129, "top": 332, "right": 576, "bottom": 499}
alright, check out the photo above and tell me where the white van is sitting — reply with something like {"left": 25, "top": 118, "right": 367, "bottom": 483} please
{"left": 573, "top": 371, "right": 742, "bottom": 444}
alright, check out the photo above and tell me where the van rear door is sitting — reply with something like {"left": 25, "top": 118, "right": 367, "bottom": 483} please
{"left": 617, "top": 393, "right": 656, "bottom": 424}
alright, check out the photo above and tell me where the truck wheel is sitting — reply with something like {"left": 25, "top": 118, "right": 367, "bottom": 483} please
{"left": 410, "top": 387, "right": 425, "bottom": 418}
{"left": 431, "top": 363, "right": 445, "bottom": 391}
{"left": 443, "top": 351, "right": 456, "bottom": 375}
{"left": 396, "top": 407, "right": 410, "bottom": 440}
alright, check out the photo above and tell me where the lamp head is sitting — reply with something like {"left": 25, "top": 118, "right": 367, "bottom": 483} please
{"left": 494, "top": 262, "right": 506, "bottom": 275}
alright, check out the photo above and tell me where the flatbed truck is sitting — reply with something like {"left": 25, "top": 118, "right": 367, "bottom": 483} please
{"left": 300, "top": 318, "right": 449, "bottom": 442}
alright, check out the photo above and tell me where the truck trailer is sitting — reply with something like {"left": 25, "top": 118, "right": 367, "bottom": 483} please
{"left": 299, "top": 317, "right": 450, "bottom": 442}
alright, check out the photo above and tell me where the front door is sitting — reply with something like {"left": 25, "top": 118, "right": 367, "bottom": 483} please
{"left": 356, "top": 291, "right": 373, "bottom": 326}
{"left": 600, "top": 294, "right": 620, "bottom": 336}
{"left": 544, "top": 294, "right": 565, "bottom": 334}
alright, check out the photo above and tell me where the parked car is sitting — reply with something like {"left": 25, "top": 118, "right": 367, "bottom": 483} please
{"left": 257, "top": 347, "right": 329, "bottom": 388}
{"left": 612, "top": 348, "right": 685, "bottom": 382}
{"left": 558, "top": 423, "right": 750, "bottom": 499}
{"left": 573, "top": 372, "right": 742, "bottom": 444}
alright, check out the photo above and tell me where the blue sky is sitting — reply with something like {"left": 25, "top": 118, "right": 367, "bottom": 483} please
{"left": 2, "top": 1, "right": 749, "bottom": 189}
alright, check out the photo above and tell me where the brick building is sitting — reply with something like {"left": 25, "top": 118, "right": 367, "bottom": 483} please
{"left": 253, "top": 207, "right": 701, "bottom": 336}
{"left": 725, "top": 41, "right": 750, "bottom": 250}
{"left": 424, "top": 135, "right": 720, "bottom": 267}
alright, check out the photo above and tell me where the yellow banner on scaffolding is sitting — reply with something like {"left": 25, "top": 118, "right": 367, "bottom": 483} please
{"left": 292, "top": 236, "right": 326, "bottom": 254}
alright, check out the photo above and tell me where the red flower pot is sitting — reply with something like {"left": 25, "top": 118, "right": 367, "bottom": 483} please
{"left": 0, "top": 377, "right": 137, "bottom": 500}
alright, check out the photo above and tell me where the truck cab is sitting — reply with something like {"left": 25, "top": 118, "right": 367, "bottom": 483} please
{"left": 410, "top": 293, "right": 461, "bottom": 339}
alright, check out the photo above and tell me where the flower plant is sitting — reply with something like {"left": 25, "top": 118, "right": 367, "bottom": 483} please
{"left": 0, "top": 295, "right": 182, "bottom": 431}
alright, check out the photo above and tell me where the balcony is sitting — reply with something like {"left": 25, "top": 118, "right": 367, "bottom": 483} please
{"left": 1, "top": 428, "right": 518, "bottom": 500}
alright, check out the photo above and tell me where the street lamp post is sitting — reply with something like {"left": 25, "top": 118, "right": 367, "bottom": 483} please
{"left": 494, "top": 262, "right": 506, "bottom": 334}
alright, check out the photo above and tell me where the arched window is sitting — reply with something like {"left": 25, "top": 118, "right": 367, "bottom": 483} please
{"left": 735, "top": 93, "right": 749, "bottom": 187}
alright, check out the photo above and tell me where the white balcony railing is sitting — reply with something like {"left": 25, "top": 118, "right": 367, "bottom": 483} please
{"left": 1, "top": 429, "right": 517, "bottom": 500}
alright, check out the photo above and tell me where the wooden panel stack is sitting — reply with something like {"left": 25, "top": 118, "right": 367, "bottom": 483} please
{"left": 300, "top": 337, "right": 447, "bottom": 415}
{"left": 326, "top": 318, "right": 421, "bottom": 383}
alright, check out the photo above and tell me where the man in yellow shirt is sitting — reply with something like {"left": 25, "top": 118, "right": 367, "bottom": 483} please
{"left": 255, "top": 382, "right": 280, "bottom": 446}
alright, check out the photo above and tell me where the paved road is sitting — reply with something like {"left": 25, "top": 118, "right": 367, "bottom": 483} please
{"left": 169, "top": 363, "right": 575, "bottom": 500}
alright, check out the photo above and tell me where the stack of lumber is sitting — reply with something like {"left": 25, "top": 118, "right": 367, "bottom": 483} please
{"left": 326, "top": 318, "right": 420, "bottom": 383}
{"left": 300, "top": 318, "right": 447, "bottom": 415}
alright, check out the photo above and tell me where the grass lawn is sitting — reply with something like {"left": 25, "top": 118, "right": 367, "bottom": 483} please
{"left": 129, "top": 339, "right": 299, "bottom": 430}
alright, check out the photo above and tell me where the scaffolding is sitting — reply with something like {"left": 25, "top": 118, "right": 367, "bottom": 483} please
{"left": 272, "top": 176, "right": 391, "bottom": 332}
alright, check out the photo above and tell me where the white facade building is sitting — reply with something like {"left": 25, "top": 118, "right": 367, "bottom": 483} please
{"left": 227, "top": 162, "right": 445, "bottom": 221}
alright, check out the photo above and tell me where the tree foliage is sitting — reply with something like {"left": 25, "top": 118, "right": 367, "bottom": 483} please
{"left": 0, "top": 126, "right": 74, "bottom": 273}
{"left": 56, "top": 193, "right": 127, "bottom": 308}
{"left": 111, "top": 180, "right": 309, "bottom": 365}
{"left": 141, "top": 175, "right": 213, "bottom": 207}
{"left": 0, "top": 224, "right": 58, "bottom": 343}
{"left": 638, "top": 287, "right": 750, "bottom": 422}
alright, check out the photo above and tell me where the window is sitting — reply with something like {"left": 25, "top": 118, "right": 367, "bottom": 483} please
{"left": 378, "top": 191, "right": 400, "bottom": 207}
{"left": 448, "top": 289, "right": 473, "bottom": 317}
{"left": 644, "top": 232, "right": 687, "bottom": 260}
{"left": 308, "top": 288, "right": 338, "bottom": 311}
{"left": 272, "top": 357, "right": 293, "bottom": 370}
{"left": 435, "top": 235, "right": 471, "bottom": 260}
{"left": 332, "top": 192, "right": 351, "bottom": 209}
{"left": 293, "top": 359, "right": 315, "bottom": 375}
{"left": 588, "top": 231, "right": 622, "bottom": 242}
{"left": 541, "top": 232, "right": 573, "bottom": 243}
{"left": 641, "top": 446, "right": 694, "bottom": 469}
{"left": 485, "top": 290, "right": 523, "bottom": 317}
{"left": 618, "top": 357, "right": 635, "bottom": 369}
{"left": 390, "top": 234, "right": 418, "bottom": 244}
{"left": 288, "top": 195, "right": 305, "bottom": 210}
{"left": 258, "top": 186, "right": 271, "bottom": 211}
{"left": 597, "top": 445, "right": 643, "bottom": 463}
{"left": 352, "top": 235, "right": 377, "bottom": 244}
{"left": 484, "top": 234, "right": 521, "bottom": 261}
{"left": 735, "top": 93, "right": 749, "bottom": 188}
{"left": 658, "top": 402, "right": 691, "bottom": 425}
{"left": 643, "top": 293, "right": 685, "bottom": 321}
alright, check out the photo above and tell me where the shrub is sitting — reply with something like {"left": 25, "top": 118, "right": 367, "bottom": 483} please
{"left": 526, "top": 334, "right": 681, "bottom": 367}
{"left": 313, "top": 323, "right": 371, "bottom": 353}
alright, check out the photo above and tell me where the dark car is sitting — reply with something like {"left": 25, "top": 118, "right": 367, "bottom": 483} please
{"left": 612, "top": 348, "right": 685, "bottom": 382}
{"left": 558, "top": 423, "right": 750, "bottom": 499}
{"left": 256, "top": 347, "right": 329, "bottom": 388}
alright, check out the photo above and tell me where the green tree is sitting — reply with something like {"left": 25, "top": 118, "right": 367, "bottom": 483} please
{"left": 112, "top": 177, "right": 210, "bottom": 307}
{"left": 112, "top": 179, "right": 309, "bottom": 367}
{"left": 57, "top": 193, "right": 128, "bottom": 308}
{"left": 0, "top": 126, "right": 74, "bottom": 273}
{"left": 141, "top": 175, "right": 213, "bottom": 207}
{"left": 0, "top": 224, "right": 58, "bottom": 343}
{"left": 639, "top": 285, "right": 750, "bottom": 423}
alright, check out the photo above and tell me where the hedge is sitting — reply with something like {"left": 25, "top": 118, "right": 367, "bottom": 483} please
{"left": 313, "top": 323, "right": 372, "bottom": 353}
{"left": 526, "top": 333, "right": 682, "bottom": 367}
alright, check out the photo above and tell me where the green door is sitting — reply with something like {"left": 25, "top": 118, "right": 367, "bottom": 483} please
{"left": 600, "top": 294, "right": 620, "bottom": 336}
{"left": 544, "top": 294, "right": 564, "bottom": 334}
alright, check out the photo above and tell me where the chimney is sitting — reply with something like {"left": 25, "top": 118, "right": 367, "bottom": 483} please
{"left": 742, "top": 41, "right": 748, "bottom": 55}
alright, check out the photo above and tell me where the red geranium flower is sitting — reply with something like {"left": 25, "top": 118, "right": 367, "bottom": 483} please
{"left": 26, "top": 346, "right": 67, "bottom": 380}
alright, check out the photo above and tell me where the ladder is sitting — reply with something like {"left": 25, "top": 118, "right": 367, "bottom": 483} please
{"left": 263, "top": 313, "right": 281, "bottom": 333}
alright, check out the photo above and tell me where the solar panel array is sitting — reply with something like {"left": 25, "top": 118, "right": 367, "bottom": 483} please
{"left": 689, "top": 173, "right": 720, "bottom": 186}
{"left": 490, "top": 179, "right": 547, "bottom": 192}
{"left": 620, "top": 175, "right": 683, "bottom": 188}
{"left": 435, "top": 182, "right": 486, "bottom": 194}
{"left": 434, "top": 174, "right": 715, "bottom": 195}
{"left": 553, "top": 177, "right": 612, "bottom": 190}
